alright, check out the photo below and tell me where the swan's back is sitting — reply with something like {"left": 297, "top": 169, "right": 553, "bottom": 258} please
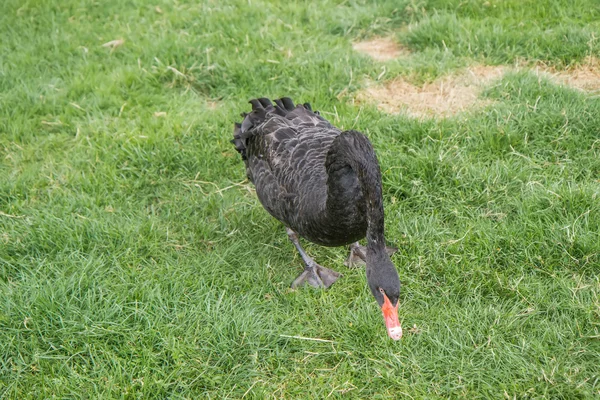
{"left": 232, "top": 98, "right": 341, "bottom": 229}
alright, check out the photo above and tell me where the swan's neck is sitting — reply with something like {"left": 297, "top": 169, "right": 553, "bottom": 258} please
{"left": 325, "top": 130, "right": 386, "bottom": 253}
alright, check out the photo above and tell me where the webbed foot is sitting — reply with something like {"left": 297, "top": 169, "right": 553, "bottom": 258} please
{"left": 286, "top": 227, "right": 341, "bottom": 289}
{"left": 344, "top": 242, "right": 398, "bottom": 268}
{"left": 291, "top": 263, "right": 341, "bottom": 289}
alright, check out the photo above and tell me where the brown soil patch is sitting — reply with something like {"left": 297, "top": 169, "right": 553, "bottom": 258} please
{"left": 358, "top": 66, "right": 507, "bottom": 118}
{"left": 355, "top": 56, "right": 600, "bottom": 118}
{"left": 542, "top": 58, "right": 600, "bottom": 92}
{"left": 352, "top": 37, "right": 408, "bottom": 61}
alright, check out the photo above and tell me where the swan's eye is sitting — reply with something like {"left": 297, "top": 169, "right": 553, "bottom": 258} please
{"left": 379, "top": 288, "right": 385, "bottom": 294}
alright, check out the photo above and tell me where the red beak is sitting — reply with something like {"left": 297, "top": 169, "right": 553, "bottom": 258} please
{"left": 381, "top": 293, "right": 402, "bottom": 340}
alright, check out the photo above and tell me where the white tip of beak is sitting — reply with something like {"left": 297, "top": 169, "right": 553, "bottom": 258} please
{"left": 387, "top": 326, "right": 403, "bottom": 340}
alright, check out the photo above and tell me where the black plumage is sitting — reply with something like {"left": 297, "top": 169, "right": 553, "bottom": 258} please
{"left": 232, "top": 97, "right": 403, "bottom": 340}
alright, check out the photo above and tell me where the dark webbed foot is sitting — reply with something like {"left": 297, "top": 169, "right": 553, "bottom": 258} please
{"left": 291, "top": 262, "right": 341, "bottom": 289}
{"left": 286, "top": 228, "right": 341, "bottom": 289}
{"left": 345, "top": 242, "right": 367, "bottom": 268}
{"left": 345, "top": 242, "right": 398, "bottom": 268}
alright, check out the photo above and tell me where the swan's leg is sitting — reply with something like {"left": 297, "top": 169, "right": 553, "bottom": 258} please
{"left": 345, "top": 242, "right": 367, "bottom": 268}
{"left": 345, "top": 242, "right": 398, "bottom": 268}
{"left": 286, "top": 228, "right": 341, "bottom": 289}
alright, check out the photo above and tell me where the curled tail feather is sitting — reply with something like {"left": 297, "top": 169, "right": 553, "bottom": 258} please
{"left": 231, "top": 97, "right": 321, "bottom": 160}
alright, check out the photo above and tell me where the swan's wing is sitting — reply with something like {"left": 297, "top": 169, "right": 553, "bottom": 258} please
{"left": 232, "top": 98, "right": 340, "bottom": 224}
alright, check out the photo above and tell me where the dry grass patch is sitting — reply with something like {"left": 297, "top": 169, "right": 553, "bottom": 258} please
{"left": 352, "top": 36, "right": 408, "bottom": 61}
{"left": 541, "top": 58, "right": 600, "bottom": 92}
{"left": 356, "top": 56, "right": 600, "bottom": 119}
{"left": 358, "top": 66, "right": 507, "bottom": 118}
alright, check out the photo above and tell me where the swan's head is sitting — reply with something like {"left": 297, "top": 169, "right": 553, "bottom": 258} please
{"left": 366, "top": 251, "right": 402, "bottom": 340}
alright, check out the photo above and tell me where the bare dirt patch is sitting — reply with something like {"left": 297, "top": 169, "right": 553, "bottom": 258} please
{"left": 357, "top": 66, "right": 507, "bottom": 118}
{"left": 356, "top": 59, "right": 600, "bottom": 118}
{"left": 541, "top": 58, "right": 600, "bottom": 92}
{"left": 352, "top": 37, "right": 408, "bottom": 61}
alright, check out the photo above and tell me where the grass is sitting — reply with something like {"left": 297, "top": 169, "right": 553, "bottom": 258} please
{"left": 1, "top": 0, "right": 600, "bottom": 398}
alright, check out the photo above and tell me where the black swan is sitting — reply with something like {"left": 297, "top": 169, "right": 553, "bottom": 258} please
{"left": 232, "top": 97, "right": 402, "bottom": 340}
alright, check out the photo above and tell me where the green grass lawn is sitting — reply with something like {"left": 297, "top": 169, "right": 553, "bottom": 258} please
{"left": 2, "top": 0, "right": 600, "bottom": 398}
